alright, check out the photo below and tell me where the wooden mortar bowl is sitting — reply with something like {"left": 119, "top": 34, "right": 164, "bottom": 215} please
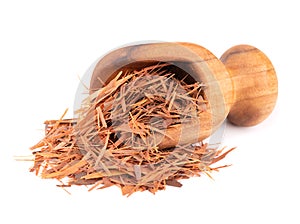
{"left": 90, "top": 42, "right": 278, "bottom": 149}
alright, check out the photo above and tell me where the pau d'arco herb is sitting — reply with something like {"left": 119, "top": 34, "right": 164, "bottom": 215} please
{"left": 24, "top": 41, "right": 278, "bottom": 196}
{"left": 27, "top": 63, "right": 234, "bottom": 196}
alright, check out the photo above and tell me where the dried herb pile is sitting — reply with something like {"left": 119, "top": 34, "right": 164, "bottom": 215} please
{"left": 30, "top": 64, "right": 233, "bottom": 196}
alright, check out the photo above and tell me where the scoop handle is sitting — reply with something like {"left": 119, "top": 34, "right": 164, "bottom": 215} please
{"left": 220, "top": 45, "right": 278, "bottom": 126}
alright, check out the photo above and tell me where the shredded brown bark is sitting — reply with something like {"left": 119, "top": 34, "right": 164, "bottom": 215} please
{"left": 30, "top": 64, "right": 234, "bottom": 196}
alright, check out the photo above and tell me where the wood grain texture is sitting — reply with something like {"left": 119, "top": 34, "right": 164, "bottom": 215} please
{"left": 220, "top": 45, "right": 278, "bottom": 126}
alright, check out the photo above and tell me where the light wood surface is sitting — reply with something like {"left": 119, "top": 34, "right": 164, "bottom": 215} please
{"left": 220, "top": 45, "right": 278, "bottom": 126}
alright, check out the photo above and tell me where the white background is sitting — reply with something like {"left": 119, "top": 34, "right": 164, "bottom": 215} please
{"left": 1, "top": 0, "right": 299, "bottom": 223}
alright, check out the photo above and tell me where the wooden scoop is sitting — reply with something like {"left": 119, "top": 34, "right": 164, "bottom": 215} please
{"left": 90, "top": 42, "right": 278, "bottom": 149}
